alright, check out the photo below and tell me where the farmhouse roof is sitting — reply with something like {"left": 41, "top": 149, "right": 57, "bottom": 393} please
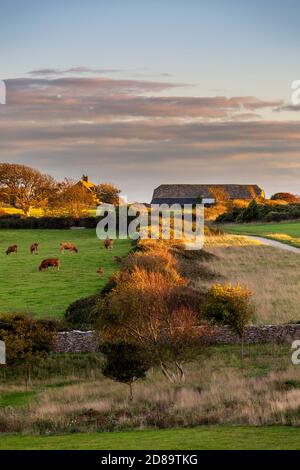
{"left": 151, "top": 184, "right": 264, "bottom": 203}
{"left": 81, "top": 180, "right": 95, "bottom": 190}
{"left": 76, "top": 175, "right": 96, "bottom": 191}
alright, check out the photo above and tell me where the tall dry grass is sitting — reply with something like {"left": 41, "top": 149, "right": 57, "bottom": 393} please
{"left": 204, "top": 233, "right": 260, "bottom": 247}
{"left": 201, "top": 235, "right": 300, "bottom": 324}
{"left": 265, "top": 233, "right": 300, "bottom": 247}
{"left": 1, "top": 345, "right": 300, "bottom": 433}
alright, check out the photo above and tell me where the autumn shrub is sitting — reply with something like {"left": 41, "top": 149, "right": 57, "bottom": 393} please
{"left": 0, "top": 313, "right": 55, "bottom": 387}
{"left": 217, "top": 200, "right": 300, "bottom": 223}
{"left": 169, "top": 284, "right": 205, "bottom": 312}
{"left": 270, "top": 192, "right": 299, "bottom": 204}
{"left": 97, "top": 263, "right": 211, "bottom": 382}
{"left": 65, "top": 294, "right": 103, "bottom": 328}
{"left": 90, "top": 238, "right": 213, "bottom": 381}
{"left": 203, "top": 284, "right": 254, "bottom": 333}
{"left": 99, "top": 268, "right": 181, "bottom": 340}
{"left": 137, "top": 238, "right": 185, "bottom": 253}
{"left": 123, "top": 249, "right": 182, "bottom": 284}
{"left": 135, "top": 238, "right": 217, "bottom": 282}
{"left": 202, "top": 283, "right": 255, "bottom": 357}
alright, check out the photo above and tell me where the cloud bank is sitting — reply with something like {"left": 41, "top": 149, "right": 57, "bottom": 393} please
{"left": 0, "top": 72, "right": 296, "bottom": 200}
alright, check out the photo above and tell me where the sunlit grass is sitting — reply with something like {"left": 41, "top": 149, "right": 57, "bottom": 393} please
{"left": 1, "top": 426, "right": 300, "bottom": 450}
{"left": 201, "top": 243, "right": 300, "bottom": 324}
{"left": 221, "top": 221, "right": 300, "bottom": 248}
{"left": 0, "top": 229, "right": 132, "bottom": 318}
{"left": 1, "top": 345, "right": 300, "bottom": 438}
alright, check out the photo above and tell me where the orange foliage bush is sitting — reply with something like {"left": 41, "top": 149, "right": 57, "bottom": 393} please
{"left": 203, "top": 283, "right": 254, "bottom": 335}
{"left": 100, "top": 267, "right": 187, "bottom": 342}
{"left": 98, "top": 238, "right": 214, "bottom": 382}
{"left": 123, "top": 248, "right": 182, "bottom": 284}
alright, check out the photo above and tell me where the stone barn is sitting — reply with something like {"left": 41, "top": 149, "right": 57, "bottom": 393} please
{"left": 151, "top": 184, "right": 265, "bottom": 206}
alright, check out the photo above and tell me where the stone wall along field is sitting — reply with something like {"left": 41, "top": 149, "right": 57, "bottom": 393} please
{"left": 53, "top": 325, "right": 300, "bottom": 353}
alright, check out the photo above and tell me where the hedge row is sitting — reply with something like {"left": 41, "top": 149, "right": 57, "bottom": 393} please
{"left": 217, "top": 201, "right": 300, "bottom": 224}
{"left": 0, "top": 212, "right": 138, "bottom": 229}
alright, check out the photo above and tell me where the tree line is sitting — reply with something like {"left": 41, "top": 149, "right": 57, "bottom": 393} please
{"left": 0, "top": 163, "right": 121, "bottom": 217}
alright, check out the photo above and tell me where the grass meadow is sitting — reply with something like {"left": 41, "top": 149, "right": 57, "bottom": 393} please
{"left": 1, "top": 345, "right": 300, "bottom": 449}
{"left": 1, "top": 228, "right": 300, "bottom": 449}
{"left": 0, "top": 228, "right": 298, "bottom": 323}
{"left": 221, "top": 221, "right": 300, "bottom": 248}
{"left": 0, "top": 229, "right": 132, "bottom": 318}
{"left": 1, "top": 426, "right": 300, "bottom": 450}
{"left": 203, "top": 234, "right": 300, "bottom": 324}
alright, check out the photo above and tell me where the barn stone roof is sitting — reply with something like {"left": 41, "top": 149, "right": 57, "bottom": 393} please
{"left": 151, "top": 184, "right": 264, "bottom": 203}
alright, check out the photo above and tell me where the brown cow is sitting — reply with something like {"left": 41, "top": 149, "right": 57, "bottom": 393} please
{"left": 104, "top": 238, "right": 113, "bottom": 250}
{"left": 6, "top": 245, "right": 18, "bottom": 255}
{"left": 30, "top": 243, "right": 39, "bottom": 255}
{"left": 96, "top": 267, "right": 104, "bottom": 277}
{"left": 60, "top": 242, "right": 78, "bottom": 254}
{"left": 114, "top": 256, "right": 123, "bottom": 264}
{"left": 39, "top": 258, "right": 60, "bottom": 271}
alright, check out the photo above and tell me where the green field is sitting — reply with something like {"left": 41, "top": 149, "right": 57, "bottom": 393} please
{"left": 0, "top": 426, "right": 299, "bottom": 450}
{"left": 0, "top": 391, "right": 37, "bottom": 407}
{"left": 0, "top": 230, "right": 132, "bottom": 318}
{"left": 221, "top": 221, "right": 300, "bottom": 247}
{"left": 1, "top": 346, "right": 300, "bottom": 449}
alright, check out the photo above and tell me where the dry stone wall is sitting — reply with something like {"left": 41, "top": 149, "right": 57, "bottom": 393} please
{"left": 54, "top": 331, "right": 99, "bottom": 353}
{"left": 53, "top": 325, "right": 300, "bottom": 353}
{"left": 208, "top": 325, "right": 300, "bottom": 345}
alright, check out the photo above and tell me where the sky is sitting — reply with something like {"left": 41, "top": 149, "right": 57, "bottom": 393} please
{"left": 0, "top": 0, "right": 300, "bottom": 201}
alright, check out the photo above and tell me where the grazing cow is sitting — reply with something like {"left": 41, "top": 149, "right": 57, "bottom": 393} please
{"left": 39, "top": 258, "right": 60, "bottom": 272}
{"left": 104, "top": 238, "right": 113, "bottom": 250}
{"left": 60, "top": 242, "right": 78, "bottom": 254}
{"left": 6, "top": 245, "right": 18, "bottom": 255}
{"left": 30, "top": 243, "right": 39, "bottom": 255}
{"left": 114, "top": 256, "right": 123, "bottom": 264}
{"left": 97, "top": 267, "right": 104, "bottom": 277}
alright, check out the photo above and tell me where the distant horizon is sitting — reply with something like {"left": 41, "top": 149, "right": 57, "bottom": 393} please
{"left": 0, "top": 161, "right": 289, "bottom": 203}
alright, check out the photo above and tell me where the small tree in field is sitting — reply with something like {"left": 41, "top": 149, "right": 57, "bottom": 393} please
{"left": 0, "top": 163, "right": 56, "bottom": 216}
{"left": 100, "top": 342, "right": 151, "bottom": 401}
{"left": 95, "top": 183, "right": 121, "bottom": 205}
{"left": 203, "top": 284, "right": 254, "bottom": 359}
{"left": 0, "top": 314, "right": 55, "bottom": 388}
{"left": 98, "top": 267, "right": 211, "bottom": 383}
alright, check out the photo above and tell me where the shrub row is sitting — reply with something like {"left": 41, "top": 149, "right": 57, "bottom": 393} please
{"left": 0, "top": 214, "right": 98, "bottom": 229}
{"left": 216, "top": 200, "right": 300, "bottom": 224}
{"left": 0, "top": 313, "right": 56, "bottom": 383}
{"left": 0, "top": 211, "right": 138, "bottom": 229}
